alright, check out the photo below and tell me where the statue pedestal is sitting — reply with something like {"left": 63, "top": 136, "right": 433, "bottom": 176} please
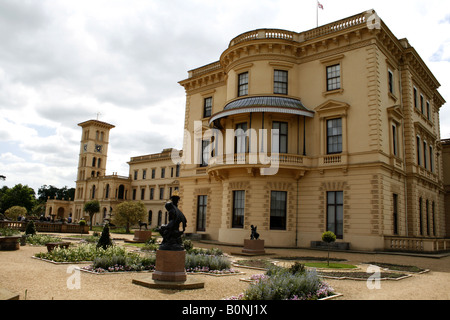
{"left": 152, "top": 250, "right": 187, "bottom": 282}
{"left": 125, "top": 230, "right": 152, "bottom": 243}
{"left": 133, "top": 249, "right": 204, "bottom": 290}
{"left": 242, "top": 239, "right": 266, "bottom": 255}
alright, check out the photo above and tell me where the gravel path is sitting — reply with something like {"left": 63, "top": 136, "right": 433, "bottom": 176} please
{"left": 1, "top": 233, "right": 449, "bottom": 300}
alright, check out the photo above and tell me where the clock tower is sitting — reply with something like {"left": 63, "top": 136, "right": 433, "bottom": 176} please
{"left": 76, "top": 119, "right": 115, "bottom": 182}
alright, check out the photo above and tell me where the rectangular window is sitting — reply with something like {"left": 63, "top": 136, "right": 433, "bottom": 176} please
{"left": 142, "top": 169, "right": 147, "bottom": 180}
{"left": 196, "top": 195, "right": 207, "bottom": 231}
{"left": 388, "top": 70, "right": 394, "bottom": 94}
{"left": 151, "top": 169, "right": 155, "bottom": 179}
{"left": 426, "top": 101, "right": 430, "bottom": 120}
{"left": 159, "top": 187, "right": 164, "bottom": 200}
{"left": 132, "top": 189, "right": 137, "bottom": 200}
{"left": 429, "top": 146, "right": 434, "bottom": 173}
{"left": 232, "top": 190, "right": 245, "bottom": 228}
{"left": 414, "top": 87, "right": 418, "bottom": 109}
{"left": 141, "top": 188, "right": 145, "bottom": 200}
{"left": 134, "top": 170, "right": 138, "bottom": 180}
{"left": 238, "top": 72, "right": 249, "bottom": 96}
{"left": 327, "top": 191, "right": 343, "bottom": 239}
{"left": 272, "top": 122, "right": 288, "bottom": 154}
{"left": 274, "top": 70, "right": 288, "bottom": 95}
{"left": 419, "top": 197, "right": 423, "bottom": 236}
{"left": 327, "top": 118, "right": 342, "bottom": 154}
{"left": 423, "top": 141, "right": 428, "bottom": 169}
{"left": 432, "top": 201, "right": 436, "bottom": 236}
{"left": 201, "top": 140, "right": 210, "bottom": 167}
{"left": 176, "top": 163, "right": 180, "bottom": 177}
{"left": 426, "top": 199, "right": 430, "bottom": 236}
{"left": 161, "top": 168, "right": 165, "bottom": 178}
{"left": 270, "top": 191, "right": 287, "bottom": 230}
{"left": 392, "top": 124, "right": 398, "bottom": 156}
{"left": 235, "top": 123, "right": 248, "bottom": 154}
{"left": 420, "top": 95, "right": 424, "bottom": 114}
{"left": 417, "top": 136, "right": 421, "bottom": 166}
{"left": 326, "top": 64, "right": 341, "bottom": 91}
{"left": 204, "top": 97, "right": 212, "bottom": 118}
{"left": 150, "top": 188, "right": 154, "bottom": 200}
{"left": 393, "top": 193, "right": 399, "bottom": 235}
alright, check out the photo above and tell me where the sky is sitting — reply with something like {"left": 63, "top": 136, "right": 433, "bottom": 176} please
{"left": 0, "top": 0, "right": 449, "bottom": 193}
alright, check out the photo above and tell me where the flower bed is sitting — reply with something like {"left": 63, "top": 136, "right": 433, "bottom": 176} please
{"left": 34, "top": 243, "right": 128, "bottom": 263}
{"left": 229, "top": 264, "right": 337, "bottom": 300}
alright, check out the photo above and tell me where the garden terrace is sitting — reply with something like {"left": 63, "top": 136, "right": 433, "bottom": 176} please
{"left": 0, "top": 221, "right": 89, "bottom": 234}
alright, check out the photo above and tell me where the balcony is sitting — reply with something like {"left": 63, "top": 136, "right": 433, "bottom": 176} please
{"left": 206, "top": 153, "right": 309, "bottom": 180}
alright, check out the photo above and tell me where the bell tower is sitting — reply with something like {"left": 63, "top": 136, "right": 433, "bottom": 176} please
{"left": 76, "top": 119, "right": 115, "bottom": 182}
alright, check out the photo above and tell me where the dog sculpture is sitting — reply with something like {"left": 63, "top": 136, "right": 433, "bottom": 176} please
{"left": 138, "top": 220, "right": 148, "bottom": 230}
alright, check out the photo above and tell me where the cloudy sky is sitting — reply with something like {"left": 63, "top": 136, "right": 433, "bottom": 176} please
{"left": 0, "top": 0, "right": 449, "bottom": 193}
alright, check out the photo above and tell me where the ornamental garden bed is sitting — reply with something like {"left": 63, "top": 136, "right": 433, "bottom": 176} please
{"left": 34, "top": 242, "right": 241, "bottom": 276}
{"left": 229, "top": 263, "right": 339, "bottom": 301}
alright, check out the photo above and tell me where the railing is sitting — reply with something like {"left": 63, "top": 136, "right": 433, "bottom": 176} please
{"left": 384, "top": 236, "right": 450, "bottom": 252}
{"left": 229, "top": 29, "right": 296, "bottom": 47}
{"left": 0, "top": 221, "right": 89, "bottom": 234}
{"left": 323, "top": 155, "right": 342, "bottom": 164}
{"left": 208, "top": 153, "right": 305, "bottom": 167}
{"left": 188, "top": 61, "right": 222, "bottom": 78}
{"left": 228, "top": 11, "right": 369, "bottom": 48}
{"left": 303, "top": 11, "right": 367, "bottom": 41}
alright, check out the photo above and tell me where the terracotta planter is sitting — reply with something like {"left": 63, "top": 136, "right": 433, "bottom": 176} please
{"left": 0, "top": 236, "right": 21, "bottom": 251}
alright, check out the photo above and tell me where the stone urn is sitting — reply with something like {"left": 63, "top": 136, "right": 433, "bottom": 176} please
{"left": 0, "top": 236, "right": 21, "bottom": 251}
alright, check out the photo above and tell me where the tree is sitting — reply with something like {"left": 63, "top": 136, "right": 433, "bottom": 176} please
{"left": 38, "top": 185, "right": 75, "bottom": 203}
{"left": 0, "top": 184, "right": 36, "bottom": 213}
{"left": 112, "top": 201, "right": 146, "bottom": 234}
{"left": 25, "top": 220, "right": 37, "bottom": 236}
{"left": 83, "top": 200, "right": 100, "bottom": 230}
{"left": 5, "top": 206, "right": 27, "bottom": 220}
{"left": 322, "top": 231, "right": 337, "bottom": 266}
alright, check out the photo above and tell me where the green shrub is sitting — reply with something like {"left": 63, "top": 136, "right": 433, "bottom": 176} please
{"left": 96, "top": 224, "right": 113, "bottom": 250}
{"left": 25, "top": 221, "right": 36, "bottom": 236}
{"left": 27, "top": 234, "right": 62, "bottom": 245}
{"left": 0, "top": 227, "right": 20, "bottom": 237}
{"left": 242, "top": 268, "right": 334, "bottom": 300}
{"left": 185, "top": 253, "right": 231, "bottom": 272}
{"left": 34, "top": 243, "right": 127, "bottom": 262}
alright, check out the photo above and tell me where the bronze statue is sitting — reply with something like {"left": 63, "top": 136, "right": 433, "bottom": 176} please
{"left": 250, "top": 225, "right": 260, "bottom": 240}
{"left": 158, "top": 192, "right": 187, "bottom": 251}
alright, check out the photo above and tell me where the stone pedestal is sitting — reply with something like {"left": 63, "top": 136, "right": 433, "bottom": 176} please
{"left": 242, "top": 239, "right": 265, "bottom": 255}
{"left": 125, "top": 230, "right": 152, "bottom": 243}
{"left": 132, "top": 249, "right": 205, "bottom": 290}
{"left": 152, "top": 249, "right": 187, "bottom": 282}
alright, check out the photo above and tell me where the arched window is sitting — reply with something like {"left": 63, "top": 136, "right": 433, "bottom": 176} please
{"left": 157, "top": 210, "right": 162, "bottom": 226}
{"left": 92, "top": 185, "right": 96, "bottom": 199}
{"left": 118, "top": 185, "right": 125, "bottom": 200}
{"left": 105, "top": 184, "right": 110, "bottom": 199}
{"left": 148, "top": 210, "right": 153, "bottom": 226}
{"left": 92, "top": 157, "right": 96, "bottom": 167}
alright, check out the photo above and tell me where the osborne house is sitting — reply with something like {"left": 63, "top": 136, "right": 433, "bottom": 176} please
{"left": 46, "top": 10, "right": 450, "bottom": 252}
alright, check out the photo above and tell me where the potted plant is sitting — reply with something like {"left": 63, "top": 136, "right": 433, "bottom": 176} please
{"left": 0, "top": 227, "right": 21, "bottom": 251}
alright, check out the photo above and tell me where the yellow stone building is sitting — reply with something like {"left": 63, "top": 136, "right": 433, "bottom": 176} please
{"left": 46, "top": 10, "right": 450, "bottom": 252}
{"left": 177, "top": 10, "right": 449, "bottom": 251}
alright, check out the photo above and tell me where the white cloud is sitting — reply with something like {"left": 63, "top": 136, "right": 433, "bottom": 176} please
{"left": 0, "top": 0, "right": 448, "bottom": 193}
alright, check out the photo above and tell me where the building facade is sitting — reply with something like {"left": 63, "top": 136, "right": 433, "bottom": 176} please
{"left": 177, "top": 10, "right": 448, "bottom": 251}
{"left": 46, "top": 120, "right": 179, "bottom": 229}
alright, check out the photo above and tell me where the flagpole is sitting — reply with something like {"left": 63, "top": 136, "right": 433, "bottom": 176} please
{"left": 316, "top": 1, "right": 318, "bottom": 28}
